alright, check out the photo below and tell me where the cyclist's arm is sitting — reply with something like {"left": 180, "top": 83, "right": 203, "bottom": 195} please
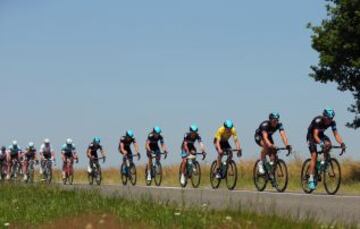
{"left": 199, "top": 141, "right": 205, "bottom": 153}
{"left": 279, "top": 130, "right": 289, "bottom": 147}
{"left": 333, "top": 130, "right": 344, "bottom": 145}
{"left": 183, "top": 140, "right": 190, "bottom": 153}
{"left": 145, "top": 140, "right": 151, "bottom": 152}
{"left": 313, "top": 129, "right": 322, "bottom": 144}
{"left": 261, "top": 131, "right": 273, "bottom": 148}
{"left": 86, "top": 148, "right": 92, "bottom": 159}
{"left": 232, "top": 129, "right": 241, "bottom": 150}
{"left": 134, "top": 142, "right": 140, "bottom": 155}
{"left": 100, "top": 148, "right": 106, "bottom": 158}
{"left": 160, "top": 143, "right": 167, "bottom": 153}
{"left": 119, "top": 142, "right": 127, "bottom": 155}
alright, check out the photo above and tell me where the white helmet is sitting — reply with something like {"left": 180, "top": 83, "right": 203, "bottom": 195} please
{"left": 66, "top": 138, "right": 73, "bottom": 145}
{"left": 28, "top": 142, "right": 35, "bottom": 148}
{"left": 12, "top": 140, "right": 18, "bottom": 146}
{"left": 44, "top": 138, "right": 50, "bottom": 144}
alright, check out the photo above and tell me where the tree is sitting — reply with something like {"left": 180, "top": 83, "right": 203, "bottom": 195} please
{"left": 308, "top": 0, "right": 360, "bottom": 128}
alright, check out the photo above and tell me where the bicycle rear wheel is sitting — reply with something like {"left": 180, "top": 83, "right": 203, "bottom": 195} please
{"left": 154, "top": 162, "right": 162, "bottom": 187}
{"left": 226, "top": 160, "right": 238, "bottom": 190}
{"left": 274, "top": 159, "right": 288, "bottom": 193}
{"left": 324, "top": 158, "right": 341, "bottom": 195}
{"left": 253, "top": 160, "right": 268, "bottom": 192}
{"left": 300, "top": 159, "right": 314, "bottom": 194}
{"left": 210, "top": 161, "right": 221, "bottom": 189}
{"left": 191, "top": 161, "right": 201, "bottom": 188}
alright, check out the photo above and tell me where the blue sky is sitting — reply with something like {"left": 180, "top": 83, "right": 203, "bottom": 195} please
{"left": 0, "top": 0, "right": 359, "bottom": 167}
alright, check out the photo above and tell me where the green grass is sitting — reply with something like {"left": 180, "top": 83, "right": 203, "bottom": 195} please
{"left": 0, "top": 184, "right": 354, "bottom": 229}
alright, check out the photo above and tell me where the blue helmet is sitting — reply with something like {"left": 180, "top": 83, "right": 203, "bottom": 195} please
{"left": 153, "top": 126, "right": 162, "bottom": 134}
{"left": 93, "top": 137, "right": 101, "bottom": 144}
{"left": 323, "top": 108, "right": 335, "bottom": 119}
{"left": 224, "top": 120, "right": 234, "bottom": 129}
{"left": 126, "top": 130, "right": 134, "bottom": 138}
{"left": 269, "top": 112, "right": 280, "bottom": 120}
{"left": 190, "top": 124, "right": 199, "bottom": 133}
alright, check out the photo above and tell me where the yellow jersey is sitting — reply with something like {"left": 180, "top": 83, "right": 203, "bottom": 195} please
{"left": 214, "top": 126, "right": 238, "bottom": 142}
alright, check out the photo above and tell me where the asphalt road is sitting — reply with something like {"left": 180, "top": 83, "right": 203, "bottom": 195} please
{"left": 60, "top": 183, "right": 360, "bottom": 225}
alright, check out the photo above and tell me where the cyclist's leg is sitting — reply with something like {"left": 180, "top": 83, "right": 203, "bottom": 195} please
{"left": 180, "top": 150, "right": 188, "bottom": 175}
{"left": 308, "top": 139, "right": 318, "bottom": 188}
{"left": 322, "top": 135, "right": 332, "bottom": 160}
{"left": 214, "top": 138, "right": 224, "bottom": 170}
{"left": 6, "top": 153, "right": 12, "bottom": 177}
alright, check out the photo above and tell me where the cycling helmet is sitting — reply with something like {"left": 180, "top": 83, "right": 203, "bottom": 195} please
{"left": 93, "top": 137, "right": 101, "bottom": 144}
{"left": 269, "top": 112, "right": 280, "bottom": 120}
{"left": 28, "top": 142, "right": 35, "bottom": 148}
{"left": 190, "top": 124, "right": 199, "bottom": 133}
{"left": 323, "top": 108, "right": 335, "bottom": 119}
{"left": 1, "top": 146, "right": 6, "bottom": 152}
{"left": 126, "top": 130, "right": 134, "bottom": 138}
{"left": 224, "top": 120, "right": 234, "bottom": 129}
{"left": 66, "top": 138, "right": 73, "bottom": 145}
{"left": 153, "top": 126, "right": 162, "bottom": 134}
{"left": 12, "top": 141, "right": 18, "bottom": 147}
{"left": 44, "top": 138, "right": 50, "bottom": 144}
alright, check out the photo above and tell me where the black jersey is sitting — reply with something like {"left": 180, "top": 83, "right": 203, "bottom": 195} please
{"left": 307, "top": 116, "right": 337, "bottom": 140}
{"left": 88, "top": 143, "right": 103, "bottom": 157}
{"left": 255, "top": 120, "right": 284, "bottom": 138}
{"left": 181, "top": 132, "right": 202, "bottom": 149}
{"left": 147, "top": 133, "right": 164, "bottom": 149}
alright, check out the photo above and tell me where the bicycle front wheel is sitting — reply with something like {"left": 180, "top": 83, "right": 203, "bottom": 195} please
{"left": 226, "top": 160, "right": 238, "bottom": 190}
{"left": 274, "top": 159, "right": 289, "bottom": 193}
{"left": 154, "top": 162, "right": 162, "bottom": 187}
{"left": 129, "top": 164, "right": 137, "bottom": 186}
{"left": 324, "top": 158, "right": 341, "bottom": 195}
{"left": 191, "top": 161, "right": 201, "bottom": 188}
{"left": 120, "top": 163, "right": 128, "bottom": 186}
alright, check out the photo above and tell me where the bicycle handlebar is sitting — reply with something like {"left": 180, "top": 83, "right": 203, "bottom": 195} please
{"left": 276, "top": 147, "right": 292, "bottom": 157}
{"left": 332, "top": 145, "right": 346, "bottom": 156}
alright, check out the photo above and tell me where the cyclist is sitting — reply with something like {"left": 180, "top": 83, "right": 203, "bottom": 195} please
{"left": 6, "top": 141, "right": 22, "bottom": 180}
{"left": 306, "top": 108, "right": 346, "bottom": 190}
{"left": 255, "top": 113, "right": 292, "bottom": 174}
{"left": 214, "top": 120, "right": 242, "bottom": 178}
{"left": 61, "top": 138, "right": 78, "bottom": 180}
{"left": 0, "top": 146, "right": 7, "bottom": 180}
{"left": 180, "top": 124, "right": 206, "bottom": 186}
{"left": 87, "top": 137, "right": 106, "bottom": 174}
{"left": 145, "top": 126, "right": 168, "bottom": 181}
{"left": 21, "top": 142, "right": 38, "bottom": 181}
{"left": 118, "top": 130, "right": 140, "bottom": 169}
{"left": 39, "top": 139, "right": 56, "bottom": 178}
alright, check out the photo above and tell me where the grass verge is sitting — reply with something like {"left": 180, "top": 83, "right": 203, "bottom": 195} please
{"left": 0, "top": 184, "right": 346, "bottom": 229}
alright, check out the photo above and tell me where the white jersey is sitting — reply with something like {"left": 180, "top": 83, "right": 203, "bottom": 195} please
{"left": 40, "top": 144, "right": 54, "bottom": 155}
